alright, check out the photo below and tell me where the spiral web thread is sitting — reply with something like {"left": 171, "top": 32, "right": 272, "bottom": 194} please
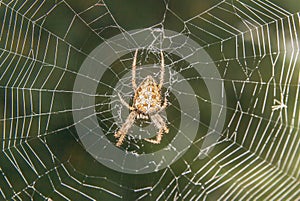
{"left": 0, "top": 0, "right": 299, "bottom": 200}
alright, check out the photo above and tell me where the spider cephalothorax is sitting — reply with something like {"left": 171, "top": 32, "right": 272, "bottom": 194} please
{"left": 114, "top": 49, "right": 169, "bottom": 147}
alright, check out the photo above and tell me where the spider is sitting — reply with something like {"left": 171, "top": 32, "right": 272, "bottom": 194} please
{"left": 114, "top": 49, "right": 169, "bottom": 147}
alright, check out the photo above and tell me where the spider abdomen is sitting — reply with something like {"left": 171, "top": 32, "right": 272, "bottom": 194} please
{"left": 133, "top": 75, "right": 162, "bottom": 114}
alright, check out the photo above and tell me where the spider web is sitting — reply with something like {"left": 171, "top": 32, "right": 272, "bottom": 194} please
{"left": 0, "top": 0, "right": 299, "bottom": 200}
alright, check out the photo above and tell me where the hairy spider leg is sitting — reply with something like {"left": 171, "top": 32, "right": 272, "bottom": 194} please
{"left": 159, "top": 50, "right": 165, "bottom": 89}
{"left": 144, "top": 114, "right": 169, "bottom": 144}
{"left": 144, "top": 128, "right": 164, "bottom": 144}
{"left": 118, "top": 93, "right": 134, "bottom": 110}
{"left": 115, "top": 111, "right": 137, "bottom": 147}
{"left": 132, "top": 49, "right": 138, "bottom": 90}
{"left": 159, "top": 97, "right": 168, "bottom": 113}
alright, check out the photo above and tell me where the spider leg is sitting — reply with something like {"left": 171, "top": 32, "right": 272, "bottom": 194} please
{"left": 144, "top": 128, "right": 164, "bottom": 144}
{"left": 159, "top": 50, "right": 165, "bottom": 90}
{"left": 118, "top": 93, "right": 134, "bottom": 110}
{"left": 158, "top": 96, "right": 168, "bottom": 113}
{"left": 115, "top": 111, "right": 137, "bottom": 146}
{"left": 132, "top": 49, "right": 138, "bottom": 91}
{"left": 144, "top": 114, "right": 169, "bottom": 144}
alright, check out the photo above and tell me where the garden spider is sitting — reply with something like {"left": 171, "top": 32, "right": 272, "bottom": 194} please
{"left": 114, "top": 49, "right": 169, "bottom": 147}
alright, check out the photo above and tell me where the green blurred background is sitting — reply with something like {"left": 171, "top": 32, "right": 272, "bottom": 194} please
{"left": 0, "top": 0, "right": 299, "bottom": 200}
